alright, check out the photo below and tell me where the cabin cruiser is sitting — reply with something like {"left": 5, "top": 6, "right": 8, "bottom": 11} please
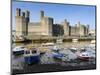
{"left": 24, "top": 48, "right": 40, "bottom": 65}
{"left": 13, "top": 46, "right": 27, "bottom": 55}
{"left": 77, "top": 48, "right": 95, "bottom": 61}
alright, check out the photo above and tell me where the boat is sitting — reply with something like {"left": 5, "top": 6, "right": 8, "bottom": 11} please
{"left": 69, "top": 47, "right": 78, "bottom": 53}
{"left": 13, "top": 46, "right": 27, "bottom": 55}
{"left": 41, "top": 43, "right": 54, "bottom": 47}
{"left": 12, "top": 35, "right": 26, "bottom": 43}
{"left": 77, "top": 48, "right": 95, "bottom": 60}
{"left": 39, "top": 43, "right": 54, "bottom": 54}
{"left": 39, "top": 47, "right": 50, "bottom": 54}
{"left": 52, "top": 52, "right": 64, "bottom": 60}
{"left": 24, "top": 48, "right": 40, "bottom": 65}
{"left": 52, "top": 45, "right": 61, "bottom": 51}
{"left": 52, "top": 45, "right": 64, "bottom": 60}
{"left": 72, "top": 39, "right": 78, "bottom": 43}
{"left": 56, "top": 38, "right": 63, "bottom": 44}
{"left": 60, "top": 48, "right": 78, "bottom": 61}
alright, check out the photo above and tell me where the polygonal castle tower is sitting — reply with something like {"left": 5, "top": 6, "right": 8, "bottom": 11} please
{"left": 40, "top": 10, "right": 53, "bottom": 36}
{"left": 15, "top": 8, "right": 30, "bottom": 36}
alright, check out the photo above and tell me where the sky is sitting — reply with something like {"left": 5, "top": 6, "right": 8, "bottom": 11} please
{"left": 12, "top": 1, "right": 96, "bottom": 30}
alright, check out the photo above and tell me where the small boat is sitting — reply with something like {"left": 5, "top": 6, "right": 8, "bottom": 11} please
{"left": 12, "top": 35, "right": 26, "bottom": 43}
{"left": 77, "top": 48, "right": 95, "bottom": 60}
{"left": 56, "top": 38, "right": 63, "bottom": 44}
{"left": 39, "top": 43, "right": 54, "bottom": 54}
{"left": 52, "top": 51, "right": 64, "bottom": 60}
{"left": 69, "top": 47, "right": 78, "bottom": 53}
{"left": 72, "top": 39, "right": 78, "bottom": 43}
{"left": 24, "top": 48, "right": 40, "bottom": 65}
{"left": 13, "top": 46, "right": 26, "bottom": 55}
{"left": 41, "top": 43, "right": 54, "bottom": 47}
{"left": 52, "top": 45, "right": 61, "bottom": 51}
{"left": 52, "top": 46, "right": 64, "bottom": 60}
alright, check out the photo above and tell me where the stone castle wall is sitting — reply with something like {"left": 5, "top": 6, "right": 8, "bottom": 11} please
{"left": 15, "top": 8, "right": 89, "bottom": 37}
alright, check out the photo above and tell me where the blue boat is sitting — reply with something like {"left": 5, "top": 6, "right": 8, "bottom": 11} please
{"left": 52, "top": 45, "right": 64, "bottom": 60}
{"left": 52, "top": 52, "right": 64, "bottom": 59}
{"left": 24, "top": 48, "right": 40, "bottom": 65}
{"left": 13, "top": 46, "right": 26, "bottom": 55}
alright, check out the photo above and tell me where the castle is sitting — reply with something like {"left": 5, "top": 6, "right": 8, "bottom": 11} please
{"left": 15, "top": 8, "right": 89, "bottom": 37}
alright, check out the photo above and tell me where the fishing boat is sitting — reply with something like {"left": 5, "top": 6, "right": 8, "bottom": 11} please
{"left": 24, "top": 48, "right": 40, "bottom": 65}
{"left": 52, "top": 45, "right": 64, "bottom": 60}
{"left": 13, "top": 46, "right": 27, "bottom": 55}
{"left": 77, "top": 48, "right": 95, "bottom": 60}
{"left": 39, "top": 43, "right": 54, "bottom": 54}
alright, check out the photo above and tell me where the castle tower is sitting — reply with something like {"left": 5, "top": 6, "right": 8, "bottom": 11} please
{"left": 25, "top": 10, "right": 30, "bottom": 35}
{"left": 22, "top": 12, "right": 25, "bottom": 17}
{"left": 86, "top": 25, "right": 89, "bottom": 35}
{"left": 77, "top": 21, "right": 80, "bottom": 27}
{"left": 77, "top": 21, "right": 82, "bottom": 36}
{"left": 16, "top": 8, "right": 21, "bottom": 16}
{"left": 79, "top": 25, "right": 85, "bottom": 36}
{"left": 40, "top": 11, "right": 53, "bottom": 36}
{"left": 40, "top": 10, "right": 44, "bottom": 20}
{"left": 63, "top": 19, "right": 69, "bottom": 36}
{"left": 25, "top": 10, "right": 30, "bottom": 23}
{"left": 15, "top": 8, "right": 28, "bottom": 36}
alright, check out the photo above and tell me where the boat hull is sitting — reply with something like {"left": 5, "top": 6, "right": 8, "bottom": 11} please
{"left": 13, "top": 50, "right": 24, "bottom": 55}
{"left": 53, "top": 53, "right": 64, "bottom": 60}
{"left": 78, "top": 56, "right": 90, "bottom": 61}
{"left": 24, "top": 55, "right": 40, "bottom": 65}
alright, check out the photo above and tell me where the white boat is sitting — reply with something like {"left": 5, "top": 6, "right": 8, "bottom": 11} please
{"left": 41, "top": 43, "right": 54, "bottom": 47}
{"left": 56, "top": 38, "right": 63, "bottom": 44}
{"left": 69, "top": 47, "right": 78, "bottom": 53}
{"left": 77, "top": 48, "right": 95, "bottom": 60}
{"left": 13, "top": 46, "right": 27, "bottom": 55}
{"left": 72, "top": 39, "right": 78, "bottom": 43}
{"left": 52, "top": 45, "right": 61, "bottom": 51}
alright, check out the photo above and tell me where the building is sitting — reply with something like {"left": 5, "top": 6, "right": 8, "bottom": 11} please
{"left": 15, "top": 8, "right": 89, "bottom": 37}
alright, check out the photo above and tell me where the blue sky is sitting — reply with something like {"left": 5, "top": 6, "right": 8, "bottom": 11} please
{"left": 12, "top": 1, "right": 96, "bottom": 30}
